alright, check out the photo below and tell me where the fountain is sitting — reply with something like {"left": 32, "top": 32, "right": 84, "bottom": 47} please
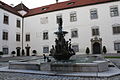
{"left": 49, "top": 17, "right": 75, "bottom": 61}
{"left": 3, "top": 16, "right": 120, "bottom": 80}
{"left": 9, "top": 18, "right": 109, "bottom": 72}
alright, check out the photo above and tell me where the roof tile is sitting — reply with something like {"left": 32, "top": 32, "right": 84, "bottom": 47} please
{"left": 25, "top": 0, "right": 117, "bottom": 17}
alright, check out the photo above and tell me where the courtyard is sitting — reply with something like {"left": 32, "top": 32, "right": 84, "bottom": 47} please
{"left": 0, "top": 54, "right": 120, "bottom": 80}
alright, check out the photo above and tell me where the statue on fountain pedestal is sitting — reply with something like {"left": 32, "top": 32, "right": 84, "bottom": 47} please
{"left": 49, "top": 18, "right": 75, "bottom": 61}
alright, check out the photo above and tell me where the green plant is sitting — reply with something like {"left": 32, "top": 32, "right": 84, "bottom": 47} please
{"left": 32, "top": 50, "right": 37, "bottom": 56}
{"left": 22, "top": 49, "right": 25, "bottom": 56}
{"left": 103, "top": 46, "right": 107, "bottom": 54}
{"left": 86, "top": 47, "right": 90, "bottom": 55}
{"left": 0, "top": 51, "right": 3, "bottom": 55}
{"left": 11, "top": 51, "right": 16, "bottom": 57}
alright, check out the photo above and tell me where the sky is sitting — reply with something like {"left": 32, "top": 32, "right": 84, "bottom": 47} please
{"left": 1, "top": 0, "right": 69, "bottom": 9}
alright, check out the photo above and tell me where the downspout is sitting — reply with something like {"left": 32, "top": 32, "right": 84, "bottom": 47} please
{"left": 22, "top": 17, "right": 24, "bottom": 55}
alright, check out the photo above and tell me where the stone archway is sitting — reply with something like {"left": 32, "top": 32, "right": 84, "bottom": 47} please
{"left": 91, "top": 36, "right": 102, "bottom": 54}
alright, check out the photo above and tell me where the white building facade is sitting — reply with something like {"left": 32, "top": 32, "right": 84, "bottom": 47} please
{"left": 0, "top": 1, "right": 22, "bottom": 56}
{"left": 0, "top": 0, "right": 120, "bottom": 56}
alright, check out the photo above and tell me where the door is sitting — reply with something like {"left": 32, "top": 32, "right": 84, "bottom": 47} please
{"left": 93, "top": 42, "right": 101, "bottom": 54}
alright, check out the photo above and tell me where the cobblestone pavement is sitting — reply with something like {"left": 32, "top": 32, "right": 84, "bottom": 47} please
{"left": 0, "top": 72, "right": 83, "bottom": 80}
{"left": 0, "top": 54, "right": 120, "bottom": 80}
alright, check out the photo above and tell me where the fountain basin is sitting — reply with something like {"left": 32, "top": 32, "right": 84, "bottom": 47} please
{"left": 9, "top": 62, "right": 40, "bottom": 70}
{"left": 50, "top": 61, "right": 108, "bottom": 72}
{"left": 9, "top": 60, "right": 108, "bottom": 72}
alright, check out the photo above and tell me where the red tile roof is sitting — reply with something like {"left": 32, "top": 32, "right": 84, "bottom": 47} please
{"left": 25, "top": 0, "right": 118, "bottom": 17}
{"left": 0, "top": 1, "right": 21, "bottom": 16}
{"left": 0, "top": 0, "right": 119, "bottom": 17}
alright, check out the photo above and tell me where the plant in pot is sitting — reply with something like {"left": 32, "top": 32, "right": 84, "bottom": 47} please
{"left": 32, "top": 50, "right": 37, "bottom": 56}
{"left": 11, "top": 51, "right": 16, "bottom": 57}
{"left": 103, "top": 46, "right": 107, "bottom": 54}
{"left": 0, "top": 51, "right": 3, "bottom": 57}
{"left": 86, "top": 47, "right": 90, "bottom": 55}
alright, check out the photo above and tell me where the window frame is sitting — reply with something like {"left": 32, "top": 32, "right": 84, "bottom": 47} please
{"left": 70, "top": 12, "right": 77, "bottom": 22}
{"left": 110, "top": 5, "right": 119, "bottom": 17}
{"left": 16, "top": 19, "right": 21, "bottom": 28}
{"left": 91, "top": 27, "right": 100, "bottom": 36}
{"left": 90, "top": 8, "right": 98, "bottom": 20}
{"left": 43, "top": 46, "right": 49, "bottom": 53}
{"left": 56, "top": 14, "right": 62, "bottom": 24}
{"left": 72, "top": 44, "right": 79, "bottom": 52}
{"left": 114, "top": 42, "right": 120, "bottom": 51}
{"left": 2, "top": 31, "right": 8, "bottom": 40}
{"left": 16, "top": 33, "right": 20, "bottom": 42}
{"left": 71, "top": 29, "right": 78, "bottom": 38}
{"left": 112, "top": 24, "right": 120, "bottom": 34}
{"left": 3, "top": 14, "right": 9, "bottom": 24}
{"left": 26, "top": 34, "right": 30, "bottom": 42}
{"left": 2, "top": 47, "right": 9, "bottom": 54}
{"left": 43, "top": 31, "right": 48, "bottom": 40}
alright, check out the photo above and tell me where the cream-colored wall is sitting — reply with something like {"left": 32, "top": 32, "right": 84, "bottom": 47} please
{"left": 0, "top": 9, "right": 22, "bottom": 55}
{"left": 24, "top": 1, "right": 120, "bottom": 55}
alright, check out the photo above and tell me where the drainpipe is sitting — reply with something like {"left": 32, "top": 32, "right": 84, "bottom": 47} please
{"left": 22, "top": 17, "right": 24, "bottom": 55}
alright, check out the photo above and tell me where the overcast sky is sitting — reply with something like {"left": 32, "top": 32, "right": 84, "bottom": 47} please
{"left": 1, "top": 0, "right": 69, "bottom": 9}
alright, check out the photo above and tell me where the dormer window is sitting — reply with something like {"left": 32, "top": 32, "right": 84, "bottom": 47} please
{"left": 67, "top": 2, "right": 75, "bottom": 5}
{"left": 41, "top": 7, "right": 48, "bottom": 11}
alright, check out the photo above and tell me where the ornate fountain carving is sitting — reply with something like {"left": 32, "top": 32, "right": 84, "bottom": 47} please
{"left": 49, "top": 18, "right": 75, "bottom": 61}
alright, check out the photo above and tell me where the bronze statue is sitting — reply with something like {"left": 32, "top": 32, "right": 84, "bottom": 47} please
{"left": 49, "top": 18, "right": 75, "bottom": 61}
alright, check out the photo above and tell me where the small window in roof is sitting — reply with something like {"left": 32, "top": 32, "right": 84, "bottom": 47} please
{"left": 67, "top": 2, "right": 75, "bottom": 5}
{"left": 41, "top": 7, "right": 48, "bottom": 11}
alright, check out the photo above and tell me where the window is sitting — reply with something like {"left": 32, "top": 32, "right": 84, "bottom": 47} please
{"left": 16, "top": 19, "right": 21, "bottom": 28}
{"left": 56, "top": 14, "right": 62, "bottom": 24}
{"left": 16, "top": 34, "right": 20, "bottom": 41}
{"left": 43, "top": 32, "right": 48, "bottom": 40}
{"left": 72, "top": 45, "right": 79, "bottom": 52}
{"left": 67, "top": 2, "right": 75, "bottom": 5}
{"left": 2, "top": 47, "right": 9, "bottom": 54}
{"left": 3, "top": 14, "right": 9, "bottom": 24}
{"left": 71, "top": 29, "right": 78, "bottom": 38}
{"left": 114, "top": 43, "right": 120, "bottom": 50}
{"left": 90, "top": 9, "right": 98, "bottom": 19}
{"left": 92, "top": 28, "right": 99, "bottom": 36}
{"left": 40, "top": 17, "right": 48, "bottom": 24}
{"left": 3, "top": 31, "right": 8, "bottom": 40}
{"left": 43, "top": 46, "right": 49, "bottom": 53}
{"left": 70, "top": 12, "right": 77, "bottom": 22}
{"left": 41, "top": 7, "right": 48, "bottom": 11}
{"left": 110, "top": 6, "right": 119, "bottom": 17}
{"left": 26, "top": 34, "right": 30, "bottom": 41}
{"left": 113, "top": 24, "right": 120, "bottom": 34}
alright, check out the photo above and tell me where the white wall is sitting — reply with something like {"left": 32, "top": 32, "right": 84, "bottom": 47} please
{"left": 24, "top": 1, "right": 120, "bottom": 55}
{"left": 0, "top": 9, "right": 22, "bottom": 55}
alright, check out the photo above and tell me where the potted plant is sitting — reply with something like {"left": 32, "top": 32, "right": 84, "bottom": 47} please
{"left": 86, "top": 47, "right": 90, "bottom": 55}
{"left": 0, "top": 51, "right": 3, "bottom": 57}
{"left": 32, "top": 50, "right": 37, "bottom": 56}
{"left": 11, "top": 51, "right": 16, "bottom": 57}
{"left": 103, "top": 46, "right": 107, "bottom": 54}
{"left": 22, "top": 49, "right": 25, "bottom": 56}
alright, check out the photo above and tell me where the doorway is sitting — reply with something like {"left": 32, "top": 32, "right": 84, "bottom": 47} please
{"left": 92, "top": 42, "right": 101, "bottom": 54}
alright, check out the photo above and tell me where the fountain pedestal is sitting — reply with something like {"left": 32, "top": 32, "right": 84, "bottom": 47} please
{"left": 49, "top": 18, "right": 75, "bottom": 61}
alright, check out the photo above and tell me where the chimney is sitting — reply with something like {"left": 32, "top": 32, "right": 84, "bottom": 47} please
{"left": 10, "top": 4, "right": 14, "bottom": 7}
{"left": 56, "top": 0, "right": 58, "bottom": 3}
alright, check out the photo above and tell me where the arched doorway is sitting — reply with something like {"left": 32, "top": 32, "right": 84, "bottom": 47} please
{"left": 16, "top": 47, "right": 21, "bottom": 56}
{"left": 93, "top": 42, "right": 101, "bottom": 54}
{"left": 91, "top": 36, "right": 102, "bottom": 54}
